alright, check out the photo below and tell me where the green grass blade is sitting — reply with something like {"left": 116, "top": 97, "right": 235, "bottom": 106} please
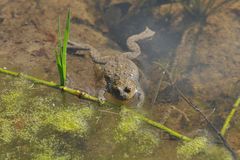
{"left": 55, "top": 50, "right": 64, "bottom": 85}
{"left": 57, "top": 17, "right": 62, "bottom": 55}
{"left": 56, "top": 16, "right": 64, "bottom": 85}
{"left": 55, "top": 9, "right": 71, "bottom": 86}
{"left": 61, "top": 9, "right": 71, "bottom": 84}
{"left": 57, "top": 17, "right": 63, "bottom": 67}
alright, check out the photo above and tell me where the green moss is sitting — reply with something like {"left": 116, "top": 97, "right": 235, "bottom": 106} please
{"left": 177, "top": 136, "right": 208, "bottom": 160}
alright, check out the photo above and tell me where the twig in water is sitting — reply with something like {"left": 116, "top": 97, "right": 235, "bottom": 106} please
{"left": 159, "top": 106, "right": 173, "bottom": 124}
{"left": 151, "top": 62, "right": 169, "bottom": 105}
{"left": 200, "top": 107, "right": 216, "bottom": 123}
{"left": 170, "top": 105, "right": 190, "bottom": 122}
{"left": 155, "top": 64, "right": 237, "bottom": 160}
{"left": 174, "top": 87, "right": 237, "bottom": 159}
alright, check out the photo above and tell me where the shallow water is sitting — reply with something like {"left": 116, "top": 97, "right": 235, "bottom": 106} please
{"left": 0, "top": 1, "right": 240, "bottom": 160}
{"left": 0, "top": 77, "right": 178, "bottom": 160}
{"left": 0, "top": 73, "right": 234, "bottom": 160}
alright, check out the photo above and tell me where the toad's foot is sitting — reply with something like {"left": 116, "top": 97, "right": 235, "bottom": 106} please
{"left": 98, "top": 88, "right": 106, "bottom": 101}
{"left": 123, "top": 27, "right": 155, "bottom": 59}
{"left": 136, "top": 88, "right": 145, "bottom": 107}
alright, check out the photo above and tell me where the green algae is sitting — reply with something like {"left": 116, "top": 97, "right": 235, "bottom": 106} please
{"left": 177, "top": 136, "right": 233, "bottom": 160}
{"left": 197, "top": 145, "right": 233, "bottom": 160}
{"left": 46, "top": 107, "right": 93, "bottom": 135}
{"left": 132, "top": 129, "right": 160, "bottom": 155}
{"left": 0, "top": 79, "right": 94, "bottom": 159}
{"left": 32, "top": 136, "right": 84, "bottom": 160}
{"left": 1, "top": 88, "right": 26, "bottom": 117}
{"left": 114, "top": 108, "right": 142, "bottom": 142}
{"left": 177, "top": 136, "right": 208, "bottom": 160}
{"left": 0, "top": 119, "right": 14, "bottom": 143}
{"left": 114, "top": 108, "right": 159, "bottom": 155}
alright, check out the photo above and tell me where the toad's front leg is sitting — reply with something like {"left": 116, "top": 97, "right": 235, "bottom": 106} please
{"left": 98, "top": 88, "right": 107, "bottom": 101}
{"left": 135, "top": 85, "right": 145, "bottom": 107}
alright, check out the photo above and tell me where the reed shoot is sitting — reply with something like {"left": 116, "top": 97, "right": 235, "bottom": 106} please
{"left": 55, "top": 9, "right": 71, "bottom": 86}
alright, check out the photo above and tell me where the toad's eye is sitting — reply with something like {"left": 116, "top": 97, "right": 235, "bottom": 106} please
{"left": 124, "top": 87, "right": 131, "bottom": 93}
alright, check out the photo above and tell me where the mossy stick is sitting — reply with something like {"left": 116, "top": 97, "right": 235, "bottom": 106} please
{"left": 124, "top": 108, "right": 192, "bottom": 141}
{"left": 221, "top": 97, "right": 240, "bottom": 136}
{"left": 0, "top": 68, "right": 112, "bottom": 106}
{"left": 0, "top": 67, "right": 191, "bottom": 142}
{"left": 154, "top": 62, "right": 237, "bottom": 159}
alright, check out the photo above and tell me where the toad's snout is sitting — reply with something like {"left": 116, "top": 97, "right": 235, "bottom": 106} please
{"left": 114, "top": 86, "right": 135, "bottom": 100}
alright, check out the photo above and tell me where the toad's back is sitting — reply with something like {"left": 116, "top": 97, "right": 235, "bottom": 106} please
{"left": 104, "top": 56, "right": 139, "bottom": 81}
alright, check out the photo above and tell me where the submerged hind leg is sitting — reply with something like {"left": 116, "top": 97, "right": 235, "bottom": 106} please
{"left": 123, "top": 27, "right": 155, "bottom": 59}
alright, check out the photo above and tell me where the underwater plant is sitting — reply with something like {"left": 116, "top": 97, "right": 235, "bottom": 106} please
{"left": 55, "top": 9, "right": 71, "bottom": 86}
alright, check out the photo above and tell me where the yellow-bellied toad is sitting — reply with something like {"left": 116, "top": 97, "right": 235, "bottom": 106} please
{"left": 68, "top": 27, "right": 155, "bottom": 106}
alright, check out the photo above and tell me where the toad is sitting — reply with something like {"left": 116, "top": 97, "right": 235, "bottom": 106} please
{"left": 68, "top": 27, "right": 155, "bottom": 107}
